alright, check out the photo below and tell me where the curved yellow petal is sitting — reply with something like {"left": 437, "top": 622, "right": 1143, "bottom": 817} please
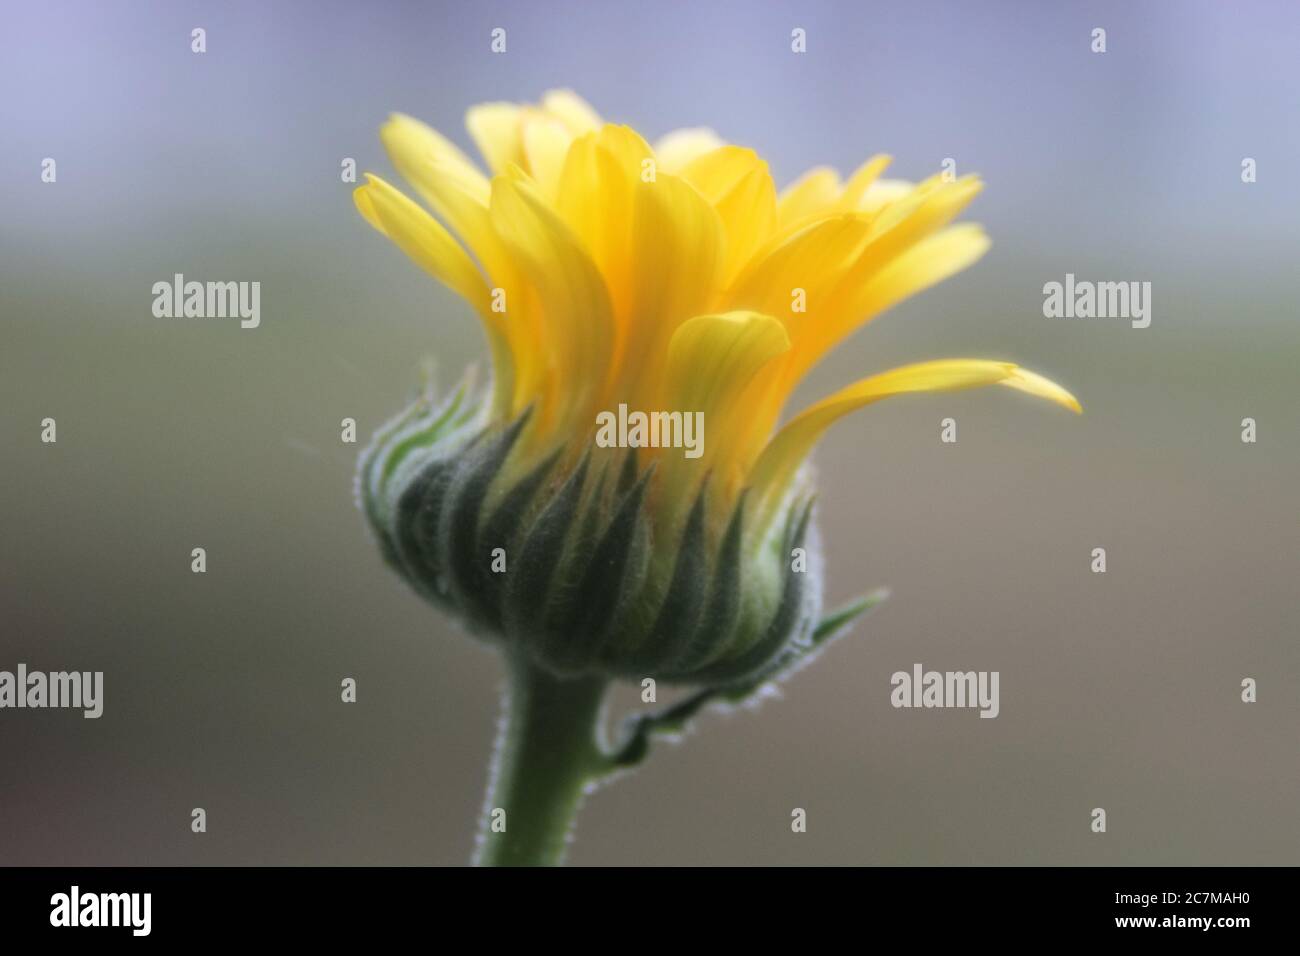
{"left": 654, "top": 127, "right": 725, "bottom": 175}
{"left": 354, "top": 174, "right": 516, "bottom": 416}
{"left": 372, "top": 123, "right": 543, "bottom": 413}
{"left": 788, "top": 222, "right": 992, "bottom": 380}
{"left": 725, "top": 214, "right": 873, "bottom": 319}
{"left": 354, "top": 174, "right": 488, "bottom": 311}
{"left": 379, "top": 113, "right": 498, "bottom": 264}
{"left": 773, "top": 155, "right": 892, "bottom": 235}
{"left": 382, "top": 112, "right": 490, "bottom": 204}
{"left": 658, "top": 311, "right": 790, "bottom": 517}
{"left": 541, "top": 89, "right": 602, "bottom": 134}
{"left": 466, "top": 101, "right": 524, "bottom": 174}
{"left": 555, "top": 133, "right": 633, "bottom": 316}
{"left": 520, "top": 110, "right": 573, "bottom": 202}
{"left": 837, "top": 154, "right": 893, "bottom": 211}
{"left": 621, "top": 172, "right": 725, "bottom": 409}
{"left": 1002, "top": 367, "right": 1083, "bottom": 413}
{"left": 664, "top": 311, "right": 790, "bottom": 424}
{"left": 680, "top": 146, "right": 778, "bottom": 283}
{"left": 751, "top": 177, "right": 987, "bottom": 384}
{"left": 596, "top": 123, "right": 654, "bottom": 178}
{"left": 857, "top": 177, "right": 917, "bottom": 214}
{"left": 866, "top": 174, "right": 983, "bottom": 250}
{"left": 554, "top": 126, "right": 654, "bottom": 381}
{"left": 749, "top": 359, "right": 1080, "bottom": 531}
{"left": 776, "top": 166, "right": 841, "bottom": 230}
{"left": 489, "top": 175, "right": 614, "bottom": 433}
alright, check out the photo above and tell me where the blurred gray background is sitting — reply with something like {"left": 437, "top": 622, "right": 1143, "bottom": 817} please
{"left": 1, "top": 0, "right": 1296, "bottom": 865}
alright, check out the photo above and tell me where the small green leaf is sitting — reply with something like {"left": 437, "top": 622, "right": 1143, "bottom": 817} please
{"left": 599, "top": 589, "right": 888, "bottom": 773}
{"left": 811, "top": 588, "right": 890, "bottom": 644}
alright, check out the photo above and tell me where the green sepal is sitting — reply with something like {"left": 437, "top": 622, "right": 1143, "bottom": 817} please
{"left": 556, "top": 464, "right": 655, "bottom": 673}
{"left": 624, "top": 479, "right": 711, "bottom": 674}
{"left": 686, "top": 495, "right": 816, "bottom": 685}
{"left": 439, "top": 411, "right": 534, "bottom": 625}
{"left": 471, "top": 448, "right": 563, "bottom": 629}
{"left": 503, "top": 447, "right": 593, "bottom": 641}
{"left": 657, "top": 490, "right": 747, "bottom": 677}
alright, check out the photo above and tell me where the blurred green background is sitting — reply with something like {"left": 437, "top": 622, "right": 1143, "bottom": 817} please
{"left": 2, "top": 0, "right": 1296, "bottom": 864}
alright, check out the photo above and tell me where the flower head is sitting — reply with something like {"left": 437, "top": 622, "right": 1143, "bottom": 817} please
{"left": 355, "top": 90, "right": 1078, "bottom": 686}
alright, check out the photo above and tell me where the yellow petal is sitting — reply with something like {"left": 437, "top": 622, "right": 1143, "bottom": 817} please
{"left": 373, "top": 124, "right": 544, "bottom": 413}
{"left": 726, "top": 214, "right": 874, "bottom": 319}
{"left": 554, "top": 127, "right": 654, "bottom": 377}
{"left": 762, "top": 177, "right": 985, "bottom": 377}
{"left": 541, "top": 89, "right": 603, "bottom": 134}
{"left": 466, "top": 101, "right": 524, "bottom": 174}
{"left": 749, "top": 359, "right": 1080, "bottom": 531}
{"left": 380, "top": 113, "right": 498, "bottom": 264}
{"left": 621, "top": 172, "right": 724, "bottom": 409}
{"left": 354, "top": 174, "right": 516, "bottom": 416}
{"left": 664, "top": 311, "right": 790, "bottom": 424}
{"left": 720, "top": 214, "right": 885, "bottom": 456}
{"left": 866, "top": 174, "right": 983, "bottom": 250}
{"left": 555, "top": 133, "right": 633, "bottom": 312}
{"left": 382, "top": 112, "right": 490, "bottom": 206}
{"left": 680, "top": 146, "right": 778, "bottom": 283}
{"left": 857, "top": 177, "right": 916, "bottom": 214}
{"left": 520, "top": 110, "right": 574, "bottom": 202}
{"left": 837, "top": 154, "right": 893, "bottom": 210}
{"left": 354, "top": 174, "right": 488, "bottom": 311}
{"left": 654, "top": 127, "right": 726, "bottom": 175}
{"left": 776, "top": 166, "right": 841, "bottom": 230}
{"left": 1002, "top": 367, "right": 1083, "bottom": 414}
{"left": 596, "top": 123, "right": 654, "bottom": 178}
{"left": 788, "top": 223, "right": 992, "bottom": 380}
{"left": 658, "top": 311, "right": 791, "bottom": 516}
{"left": 489, "top": 175, "right": 615, "bottom": 432}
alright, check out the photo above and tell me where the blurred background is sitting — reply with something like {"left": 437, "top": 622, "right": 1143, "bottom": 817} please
{"left": 1, "top": 0, "right": 1296, "bottom": 865}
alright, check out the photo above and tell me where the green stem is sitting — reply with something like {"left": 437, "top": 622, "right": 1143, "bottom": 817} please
{"left": 472, "top": 650, "right": 610, "bottom": 866}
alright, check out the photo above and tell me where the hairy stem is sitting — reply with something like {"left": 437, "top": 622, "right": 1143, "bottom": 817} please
{"left": 472, "top": 650, "right": 609, "bottom": 866}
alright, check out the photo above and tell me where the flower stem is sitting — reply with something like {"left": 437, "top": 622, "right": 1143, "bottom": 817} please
{"left": 472, "top": 650, "right": 610, "bottom": 866}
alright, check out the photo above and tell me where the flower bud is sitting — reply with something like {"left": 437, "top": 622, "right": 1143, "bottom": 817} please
{"left": 358, "top": 383, "right": 823, "bottom": 688}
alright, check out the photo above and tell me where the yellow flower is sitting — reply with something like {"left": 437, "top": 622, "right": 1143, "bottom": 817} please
{"left": 354, "top": 90, "right": 1079, "bottom": 685}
